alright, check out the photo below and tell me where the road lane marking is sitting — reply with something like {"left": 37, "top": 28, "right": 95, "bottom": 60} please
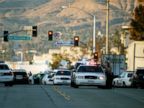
{"left": 52, "top": 86, "right": 71, "bottom": 101}
{"left": 40, "top": 85, "right": 58, "bottom": 108}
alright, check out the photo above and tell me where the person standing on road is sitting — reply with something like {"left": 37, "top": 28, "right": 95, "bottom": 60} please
{"left": 104, "top": 62, "right": 113, "bottom": 89}
{"left": 28, "top": 71, "right": 32, "bottom": 76}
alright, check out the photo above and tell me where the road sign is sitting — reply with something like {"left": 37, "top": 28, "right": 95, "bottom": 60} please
{"left": 54, "top": 41, "right": 74, "bottom": 46}
{"left": 8, "top": 35, "right": 32, "bottom": 40}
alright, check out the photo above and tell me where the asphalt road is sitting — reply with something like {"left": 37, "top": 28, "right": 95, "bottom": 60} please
{"left": 0, "top": 84, "right": 144, "bottom": 108}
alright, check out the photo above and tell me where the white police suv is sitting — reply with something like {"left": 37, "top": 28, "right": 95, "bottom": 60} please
{"left": 0, "top": 62, "right": 14, "bottom": 86}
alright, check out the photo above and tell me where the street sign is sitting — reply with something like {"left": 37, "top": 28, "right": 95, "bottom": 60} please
{"left": 8, "top": 35, "right": 32, "bottom": 40}
{"left": 54, "top": 41, "right": 74, "bottom": 46}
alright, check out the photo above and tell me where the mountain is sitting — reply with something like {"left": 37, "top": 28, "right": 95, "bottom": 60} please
{"left": 0, "top": 0, "right": 137, "bottom": 32}
{"left": 0, "top": 0, "right": 142, "bottom": 57}
{"left": 11, "top": 0, "right": 136, "bottom": 36}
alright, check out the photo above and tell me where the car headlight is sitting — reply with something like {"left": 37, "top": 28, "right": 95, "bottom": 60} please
{"left": 99, "top": 76, "right": 105, "bottom": 80}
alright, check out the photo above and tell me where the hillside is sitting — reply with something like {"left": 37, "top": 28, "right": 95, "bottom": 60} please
{"left": 0, "top": 0, "right": 142, "bottom": 59}
{"left": 22, "top": 0, "right": 65, "bottom": 18}
{"left": 0, "top": 0, "right": 137, "bottom": 31}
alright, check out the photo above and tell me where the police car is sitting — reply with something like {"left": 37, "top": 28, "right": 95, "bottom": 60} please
{"left": 0, "top": 62, "right": 14, "bottom": 86}
{"left": 53, "top": 69, "right": 71, "bottom": 85}
{"left": 71, "top": 63, "right": 107, "bottom": 88}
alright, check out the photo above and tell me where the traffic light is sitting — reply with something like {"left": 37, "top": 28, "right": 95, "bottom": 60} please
{"left": 94, "top": 52, "right": 98, "bottom": 61}
{"left": 48, "top": 31, "right": 53, "bottom": 41}
{"left": 3, "top": 31, "right": 9, "bottom": 42}
{"left": 32, "top": 26, "right": 37, "bottom": 37}
{"left": 74, "top": 36, "right": 79, "bottom": 46}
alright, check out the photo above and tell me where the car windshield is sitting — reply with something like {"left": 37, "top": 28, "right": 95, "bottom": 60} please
{"left": 77, "top": 66, "right": 103, "bottom": 73}
{"left": 0, "top": 64, "right": 9, "bottom": 70}
{"left": 56, "top": 71, "right": 71, "bottom": 76}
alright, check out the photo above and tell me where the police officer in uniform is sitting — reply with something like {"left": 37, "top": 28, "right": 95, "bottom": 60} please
{"left": 104, "top": 62, "right": 113, "bottom": 89}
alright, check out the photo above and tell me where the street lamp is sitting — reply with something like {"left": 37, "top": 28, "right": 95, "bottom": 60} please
{"left": 61, "top": 6, "right": 96, "bottom": 53}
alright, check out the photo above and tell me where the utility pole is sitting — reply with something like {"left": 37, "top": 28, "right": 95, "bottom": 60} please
{"left": 93, "top": 15, "right": 96, "bottom": 53}
{"left": 106, "top": 0, "right": 109, "bottom": 54}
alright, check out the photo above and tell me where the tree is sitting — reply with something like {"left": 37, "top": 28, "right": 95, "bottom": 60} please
{"left": 112, "top": 29, "right": 121, "bottom": 48}
{"left": 49, "top": 53, "right": 62, "bottom": 69}
{"left": 130, "top": 4, "right": 144, "bottom": 40}
{"left": 49, "top": 53, "right": 72, "bottom": 69}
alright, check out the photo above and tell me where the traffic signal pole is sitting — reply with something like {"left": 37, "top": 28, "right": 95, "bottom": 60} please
{"left": 2, "top": 26, "right": 37, "bottom": 42}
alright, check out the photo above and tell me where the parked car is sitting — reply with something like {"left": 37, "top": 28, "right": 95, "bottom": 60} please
{"left": 42, "top": 73, "right": 54, "bottom": 85}
{"left": 12, "top": 69, "right": 29, "bottom": 84}
{"left": 112, "top": 71, "right": 133, "bottom": 87}
{"left": 131, "top": 68, "right": 144, "bottom": 88}
{"left": 0, "top": 62, "right": 14, "bottom": 86}
{"left": 53, "top": 69, "right": 71, "bottom": 85}
{"left": 71, "top": 64, "right": 107, "bottom": 88}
